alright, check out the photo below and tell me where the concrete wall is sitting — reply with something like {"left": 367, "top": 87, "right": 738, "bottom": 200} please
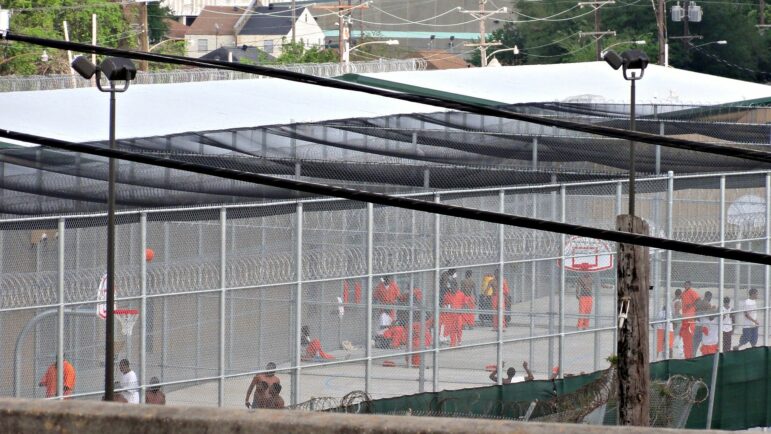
{"left": 0, "top": 397, "right": 724, "bottom": 434}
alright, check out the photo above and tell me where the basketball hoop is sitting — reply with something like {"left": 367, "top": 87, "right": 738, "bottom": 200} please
{"left": 115, "top": 309, "right": 139, "bottom": 336}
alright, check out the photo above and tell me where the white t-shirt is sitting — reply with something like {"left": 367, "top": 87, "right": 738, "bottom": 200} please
{"left": 743, "top": 298, "right": 758, "bottom": 327}
{"left": 721, "top": 306, "right": 733, "bottom": 332}
{"left": 700, "top": 317, "right": 719, "bottom": 346}
{"left": 656, "top": 308, "right": 673, "bottom": 331}
{"left": 120, "top": 370, "right": 140, "bottom": 404}
{"left": 379, "top": 311, "right": 392, "bottom": 329}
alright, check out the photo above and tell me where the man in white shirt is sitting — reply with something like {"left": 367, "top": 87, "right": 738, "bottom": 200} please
{"left": 118, "top": 359, "right": 139, "bottom": 404}
{"left": 734, "top": 288, "right": 760, "bottom": 351}
{"left": 721, "top": 296, "right": 735, "bottom": 352}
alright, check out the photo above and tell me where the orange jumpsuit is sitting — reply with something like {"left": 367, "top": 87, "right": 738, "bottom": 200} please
{"left": 383, "top": 325, "right": 407, "bottom": 348}
{"left": 409, "top": 321, "right": 432, "bottom": 366}
{"left": 492, "top": 279, "right": 510, "bottom": 330}
{"left": 463, "top": 293, "right": 476, "bottom": 328}
{"left": 39, "top": 361, "right": 76, "bottom": 398}
{"left": 305, "top": 339, "right": 334, "bottom": 360}
{"left": 374, "top": 279, "right": 401, "bottom": 320}
{"left": 680, "top": 288, "right": 700, "bottom": 359}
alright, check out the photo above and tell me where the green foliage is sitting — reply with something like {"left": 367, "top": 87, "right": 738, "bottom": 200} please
{"left": 149, "top": 41, "right": 184, "bottom": 71}
{"left": 468, "top": 23, "right": 526, "bottom": 66}
{"left": 1, "top": 0, "right": 132, "bottom": 75}
{"left": 275, "top": 39, "right": 339, "bottom": 64}
{"left": 147, "top": 2, "right": 173, "bottom": 44}
{"left": 492, "top": 0, "right": 770, "bottom": 82}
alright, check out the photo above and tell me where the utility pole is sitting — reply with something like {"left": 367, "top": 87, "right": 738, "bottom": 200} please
{"left": 291, "top": 0, "right": 296, "bottom": 43}
{"left": 460, "top": 1, "right": 507, "bottom": 67}
{"left": 616, "top": 215, "right": 650, "bottom": 426}
{"left": 578, "top": 2, "right": 614, "bottom": 61}
{"left": 682, "top": 0, "right": 690, "bottom": 50}
{"left": 139, "top": 0, "right": 149, "bottom": 71}
{"left": 760, "top": 0, "right": 766, "bottom": 26}
{"left": 315, "top": 2, "right": 369, "bottom": 64}
{"left": 657, "top": 0, "right": 666, "bottom": 65}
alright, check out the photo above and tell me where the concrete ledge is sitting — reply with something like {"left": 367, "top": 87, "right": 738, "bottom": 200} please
{"left": 0, "top": 398, "right": 722, "bottom": 434}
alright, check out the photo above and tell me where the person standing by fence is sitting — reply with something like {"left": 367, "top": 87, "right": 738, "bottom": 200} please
{"left": 734, "top": 288, "right": 760, "bottom": 351}
{"left": 679, "top": 281, "right": 701, "bottom": 359}
{"left": 575, "top": 275, "right": 593, "bottom": 330}
{"left": 460, "top": 270, "right": 477, "bottom": 329}
{"left": 39, "top": 356, "right": 76, "bottom": 398}
{"left": 722, "top": 296, "right": 735, "bottom": 352}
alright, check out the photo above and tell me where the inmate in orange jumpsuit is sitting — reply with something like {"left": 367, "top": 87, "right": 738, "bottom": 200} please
{"left": 39, "top": 360, "right": 76, "bottom": 398}
{"left": 409, "top": 321, "right": 433, "bottom": 367}
{"left": 491, "top": 279, "right": 511, "bottom": 331}
{"left": 374, "top": 278, "right": 401, "bottom": 320}
{"left": 679, "top": 287, "right": 700, "bottom": 359}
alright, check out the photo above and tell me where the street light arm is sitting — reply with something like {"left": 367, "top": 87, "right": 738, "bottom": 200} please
{"left": 485, "top": 45, "right": 519, "bottom": 63}
{"left": 348, "top": 39, "right": 399, "bottom": 53}
{"left": 600, "top": 40, "right": 645, "bottom": 58}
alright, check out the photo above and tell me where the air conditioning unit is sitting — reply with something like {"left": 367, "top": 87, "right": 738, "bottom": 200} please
{"left": 688, "top": 2, "right": 703, "bottom": 22}
{"left": 671, "top": 3, "right": 684, "bottom": 22}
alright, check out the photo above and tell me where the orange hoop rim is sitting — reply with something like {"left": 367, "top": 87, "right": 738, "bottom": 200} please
{"left": 114, "top": 309, "right": 139, "bottom": 316}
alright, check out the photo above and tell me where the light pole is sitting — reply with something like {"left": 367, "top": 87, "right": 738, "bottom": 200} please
{"left": 71, "top": 56, "right": 137, "bottom": 402}
{"left": 485, "top": 45, "right": 519, "bottom": 65}
{"left": 345, "top": 39, "right": 399, "bottom": 70}
{"left": 602, "top": 49, "right": 648, "bottom": 219}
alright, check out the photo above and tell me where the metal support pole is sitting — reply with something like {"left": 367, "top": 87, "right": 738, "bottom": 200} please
{"left": 139, "top": 213, "right": 147, "bottom": 403}
{"left": 365, "top": 203, "right": 373, "bottom": 393}
{"left": 706, "top": 176, "right": 725, "bottom": 428}
{"left": 629, "top": 76, "right": 636, "bottom": 218}
{"left": 530, "top": 194, "right": 536, "bottom": 366}
{"left": 433, "top": 194, "right": 441, "bottom": 392}
{"left": 218, "top": 208, "right": 226, "bottom": 407}
{"left": 104, "top": 83, "right": 117, "bottom": 402}
{"left": 532, "top": 137, "right": 538, "bottom": 170}
{"left": 664, "top": 172, "right": 674, "bottom": 358}
{"left": 548, "top": 176, "right": 557, "bottom": 370}
{"left": 558, "top": 186, "right": 566, "bottom": 378}
{"left": 292, "top": 203, "right": 303, "bottom": 405}
{"left": 766, "top": 173, "right": 770, "bottom": 347}
{"left": 496, "top": 189, "right": 505, "bottom": 385}
{"left": 57, "top": 218, "right": 65, "bottom": 399}
{"left": 615, "top": 181, "right": 622, "bottom": 352}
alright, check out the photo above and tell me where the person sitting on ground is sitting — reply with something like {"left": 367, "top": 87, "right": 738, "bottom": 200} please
{"left": 145, "top": 377, "right": 166, "bottom": 405}
{"left": 489, "top": 365, "right": 517, "bottom": 384}
{"left": 522, "top": 361, "right": 535, "bottom": 381}
{"left": 301, "top": 325, "right": 335, "bottom": 361}
{"left": 382, "top": 320, "right": 408, "bottom": 348}
{"left": 265, "top": 383, "right": 285, "bottom": 409}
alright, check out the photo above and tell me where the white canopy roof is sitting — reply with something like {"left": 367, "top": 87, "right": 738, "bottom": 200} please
{"left": 0, "top": 62, "right": 768, "bottom": 145}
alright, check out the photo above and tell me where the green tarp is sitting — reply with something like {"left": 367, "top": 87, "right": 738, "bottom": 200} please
{"left": 367, "top": 347, "right": 771, "bottom": 430}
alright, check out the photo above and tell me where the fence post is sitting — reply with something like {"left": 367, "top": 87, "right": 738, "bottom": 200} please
{"left": 433, "top": 194, "right": 441, "bottom": 392}
{"left": 365, "top": 203, "right": 373, "bottom": 394}
{"left": 496, "top": 189, "right": 505, "bottom": 384}
{"left": 292, "top": 203, "right": 303, "bottom": 405}
{"left": 664, "top": 172, "right": 674, "bottom": 357}
{"left": 766, "top": 173, "right": 770, "bottom": 347}
{"left": 558, "top": 186, "right": 566, "bottom": 378}
{"left": 530, "top": 193, "right": 536, "bottom": 367}
{"left": 139, "top": 213, "right": 147, "bottom": 403}
{"left": 614, "top": 181, "right": 622, "bottom": 354}
{"left": 57, "top": 218, "right": 65, "bottom": 399}
{"left": 218, "top": 208, "right": 227, "bottom": 407}
{"left": 706, "top": 175, "right": 726, "bottom": 428}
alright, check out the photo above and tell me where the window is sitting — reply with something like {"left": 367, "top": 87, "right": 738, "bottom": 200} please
{"left": 197, "top": 39, "right": 208, "bottom": 52}
{"left": 264, "top": 40, "right": 273, "bottom": 54}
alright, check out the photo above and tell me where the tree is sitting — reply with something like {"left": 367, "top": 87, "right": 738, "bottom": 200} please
{"left": 275, "top": 39, "right": 338, "bottom": 64}
{"left": 147, "top": 2, "right": 173, "bottom": 44}
{"left": 0, "top": 0, "right": 132, "bottom": 75}
{"left": 496, "top": 0, "right": 768, "bottom": 82}
{"left": 468, "top": 23, "right": 526, "bottom": 66}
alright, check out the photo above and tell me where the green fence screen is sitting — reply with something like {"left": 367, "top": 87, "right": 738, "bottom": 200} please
{"left": 366, "top": 347, "right": 771, "bottom": 430}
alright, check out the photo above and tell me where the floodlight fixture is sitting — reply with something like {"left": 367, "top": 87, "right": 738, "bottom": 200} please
{"left": 99, "top": 57, "right": 137, "bottom": 81}
{"left": 72, "top": 56, "right": 97, "bottom": 79}
{"left": 620, "top": 49, "right": 649, "bottom": 81}
{"left": 602, "top": 50, "right": 623, "bottom": 70}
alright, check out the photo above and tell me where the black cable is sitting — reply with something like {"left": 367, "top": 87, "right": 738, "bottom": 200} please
{"left": 4, "top": 32, "right": 771, "bottom": 167}
{"left": 1, "top": 128, "right": 769, "bottom": 266}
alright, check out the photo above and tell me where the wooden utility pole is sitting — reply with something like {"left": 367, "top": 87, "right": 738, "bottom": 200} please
{"left": 139, "top": 0, "right": 149, "bottom": 71}
{"left": 460, "top": 0, "right": 507, "bottom": 66}
{"left": 616, "top": 215, "right": 650, "bottom": 426}
{"left": 315, "top": 2, "right": 369, "bottom": 63}
{"left": 761, "top": 0, "right": 766, "bottom": 26}
{"left": 577, "top": 2, "right": 614, "bottom": 61}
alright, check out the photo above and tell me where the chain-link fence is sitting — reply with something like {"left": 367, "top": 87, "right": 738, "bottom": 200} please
{"left": 0, "top": 58, "right": 426, "bottom": 93}
{"left": 1, "top": 169, "right": 769, "bottom": 414}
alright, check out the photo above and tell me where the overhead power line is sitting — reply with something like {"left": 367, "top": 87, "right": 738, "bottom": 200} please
{"left": 0, "top": 128, "right": 769, "bottom": 267}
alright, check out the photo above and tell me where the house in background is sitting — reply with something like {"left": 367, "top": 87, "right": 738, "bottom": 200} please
{"left": 185, "top": 6, "right": 242, "bottom": 58}
{"left": 162, "top": 0, "right": 291, "bottom": 25}
{"left": 234, "top": 5, "right": 325, "bottom": 56}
